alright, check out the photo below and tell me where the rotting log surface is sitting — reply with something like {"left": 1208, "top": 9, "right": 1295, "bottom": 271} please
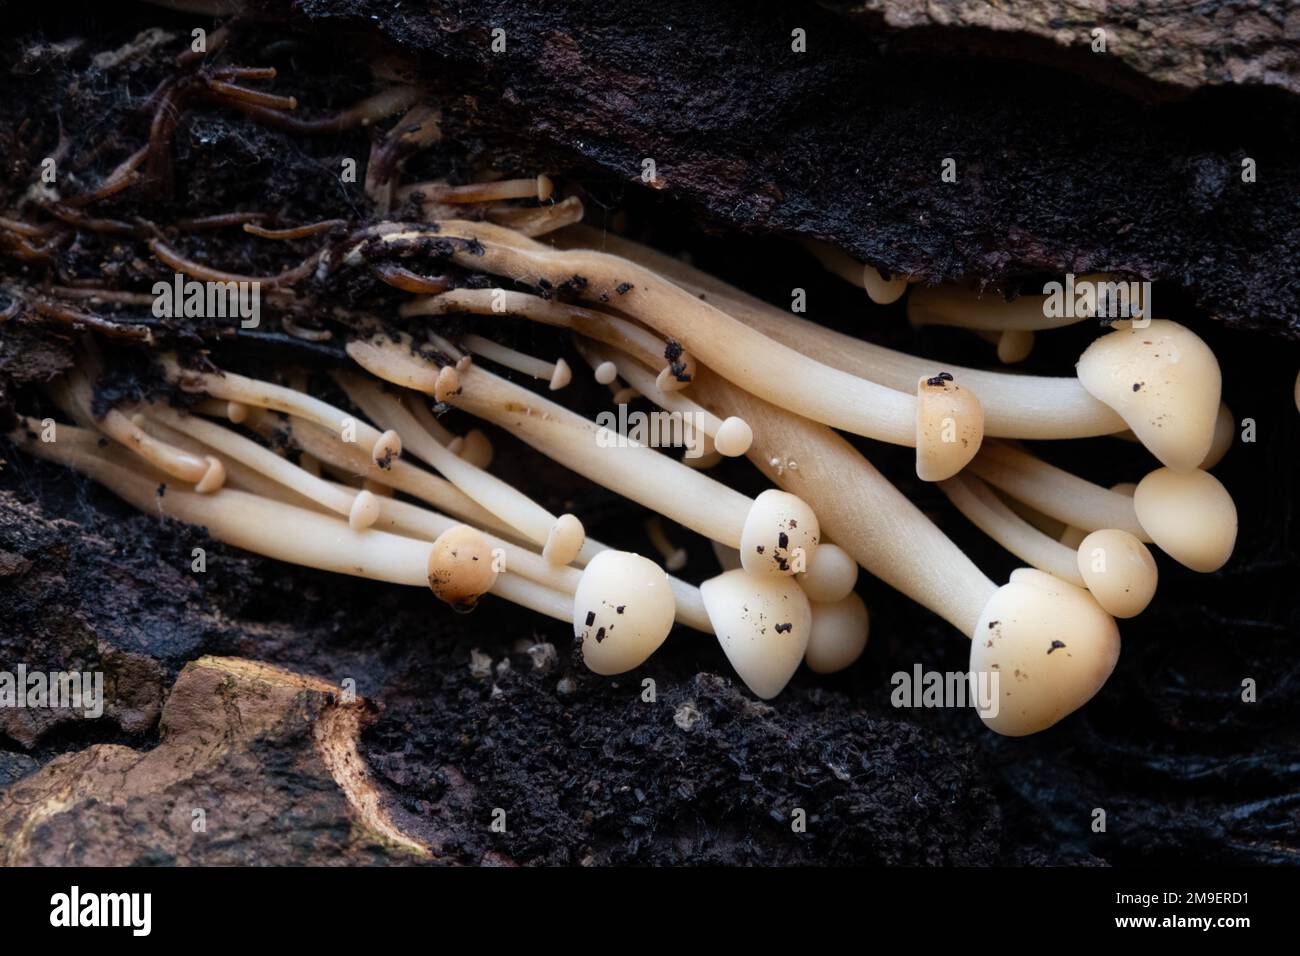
{"left": 270, "top": 0, "right": 1300, "bottom": 338}
{"left": 0, "top": 1, "right": 1297, "bottom": 866}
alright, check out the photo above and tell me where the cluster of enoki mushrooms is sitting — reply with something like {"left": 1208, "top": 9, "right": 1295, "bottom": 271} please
{"left": 2, "top": 46, "right": 1243, "bottom": 736}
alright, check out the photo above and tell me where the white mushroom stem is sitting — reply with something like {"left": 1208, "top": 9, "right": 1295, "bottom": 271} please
{"left": 459, "top": 333, "right": 572, "bottom": 390}
{"left": 237, "top": 407, "right": 712, "bottom": 629}
{"left": 11, "top": 426, "right": 574, "bottom": 620}
{"left": 554, "top": 225, "right": 1126, "bottom": 439}
{"left": 486, "top": 195, "right": 585, "bottom": 237}
{"left": 400, "top": 287, "right": 695, "bottom": 391}
{"left": 908, "top": 276, "right": 1111, "bottom": 332}
{"left": 347, "top": 334, "right": 820, "bottom": 577}
{"left": 572, "top": 337, "right": 753, "bottom": 457}
{"left": 241, "top": 407, "right": 516, "bottom": 539}
{"left": 938, "top": 472, "right": 1085, "bottom": 586}
{"left": 689, "top": 370, "right": 995, "bottom": 635}
{"left": 143, "top": 404, "right": 381, "bottom": 530}
{"left": 690, "top": 373, "right": 1121, "bottom": 734}
{"left": 331, "top": 371, "right": 585, "bottom": 565}
{"left": 967, "top": 441, "right": 1149, "bottom": 540}
{"left": 397, "top": 174, "right": 553, "bottom": 205}
{"left": 138, "top": 415, "right": 323, "bottom": 510}
{"left": 402, "top": 395, "right": 494, "bottom": 468}
{"left": 350, "top": 335, "right": 748, "bottom": 544}
{"left": 645, "top": 515, "right": 688, "bottom": 572}
{"left": 61, "top": 368, "right": 224, "bottom": 492}
{"left": 16, "top": 416, "right": 712, "bottom": 632}
{"left": 409, "top": 220, "right": 937, "bottom": 451}
{"left": 801, "top": 238, "right": 909, "bottom": 305}
{"left": 160, "top": 356, "right": 400, "bottom": 468}
{"left": 974, "top": 328, "right": 1035, "bottom": 364}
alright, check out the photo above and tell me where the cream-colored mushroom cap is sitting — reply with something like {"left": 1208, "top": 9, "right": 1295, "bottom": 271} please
{"left": 427, "top": 524, "right": 499, "bottom": 611}
{"left": 348, "top": 489, "right": 382, "bottom": 530}
{"left": 573, "top": 550, "right": 676, "bottom": 675}
{"left": 997, "top": 329, "right": 1034, "bottom": 364}
{"left": 548, "top": 358, "right": 572, "bottom": 391}
{"left": 1200, "top": 402, "right": 1234, "bottom": 469}
{"left": 915, "top": 373, "right": 984, "bottom": 481}
{"left": 1077, "top": 529, "right": 1158, "bottom": 618}
{"left": 970, "top": 568, "right": 1120, "bottom": 736}
{"left": 1133, "top": 467, "right": 1237, "bottom": 572}
{"left": 1076, "top": 319, "right": 1221, "bottom": 472}
{"left": 795, "top": 542, "right": 858, "bottom": 603}
{"left": 739, "top": 489, "right": 820, "bottom": 577}
{"left": 542, "top": 512, "right": 585, "bottom": 566}
{"left": 701, "top": 569, "right": 812, "bottom": 699}
{"left": 804, "top": 593, "right": 869, "bottom": 674}
{"left": 862, "top": 264, "right": 908, "bottom": 305}
{"left": 713, "top": 416, "right": 754, "bottom": 458}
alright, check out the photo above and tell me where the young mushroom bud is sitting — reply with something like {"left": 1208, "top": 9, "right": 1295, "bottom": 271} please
{"left": 1076, "top": 529, "right": 1158, "bottom": 618}
{"left": 915, "top": 373, "right": 984, "bottom": 481}
{"left": 795, "top": 542, "right": 858, "bottom": 604}
{"left": 862, "top": 264, "right": 909, "bottom": 306}
{"left": 1133, "top": 467, "right": 1237, "bottom": 572}
{"left": 701, "top": 569, "right": 812, "bottom": 699}
{"left": 1076, "top": 320, "right": 1221, "bottom": 472}
{"left": 713, "top": 416, "right": 754, "bottom": 458}
{"left": 573, "top": 550, "right": 677, "bottom": 675}
{"left": 349, "top": 489, "right": 382, "bottom": 530}
{"left": 804, "top": 592, "right": 870, "bottom": 674}
{"left": 372, "top": 428, "right": 402, "bottom": 468}
{"left": 543, "top": 513, "right": 585, "bottom": 565}
{"left": 972, "top": 568, "right": 1121, "bottom": 736}
{"left": 740, "top": 489, "right": 820, "bottom": 577}
{"left": 426, "top": 524, "right": 499, "bottom": 611}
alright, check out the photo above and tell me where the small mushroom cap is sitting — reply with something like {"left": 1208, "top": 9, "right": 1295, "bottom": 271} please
{"left": 548, "top": 358, "right": 572, "bottom": 391}
{"left": 915, "top": 373, "right": 984, "bottom": 481}
{"left": 371, "top": 428, "right": 402, "bottom": 468}
{"left": 795, "top": 542, "right": 858, "bottom": 604}
{"left": 593, "top": 360, "right": 618, "bottom": 386}
{"left": 701, "top": 568, "right": 812, "bottom": 699}
{"left": 433, "top": 366, "right": 461, "bottom": 404}
{"left": 655, "top": 351, "right": 695, "bottom": 393}
{"left": 194, "top": 456, "right": 225, "bottom": 494}
{"left": 997, "top": 329, "right": 1034, "bottom": 364}
{"left": 1200, "top": 402, "right": 1234, "bottom": 470}
{"left": 970, "top": 567, "right": 1120, "bottom": 736}
{"left": 458, "top": 429, "right": 494, "bottom": 469}
{"left": 427, "top": 524, "right": 499, "bottom": 611}
{"left": 862, "top": 263, "right": 908, "bottom": 305}
{"left": 536, "top": 173, "right": 554, "bottom": 201}
{"left": 573, "top": 550, "right": 676, "bottom": 675}
{"left": 804, "top": 592, "right": 869, "bottom": 674}
{"left": 1133, "top": 467, "right": 1237, "bottom": 572}
{"left": 1077, "top": 529, "right": 1158, "bottom": 618}
{"left": 1059, "top": 525, "right": 1086, "bottom": 549}
{"left": 226, "top": 400, "right": 250, "bottom": 425}
{"left": 542, "top": 512, "right": 584, "bottom": 566}
{"left": 1076, "top": 319, "right": 1221, "bottom": 472}
{"left": 713, "top": 416, "right": 753, "bottom": 457}
{"left": 349, "top": 489, "right": 382, "bottom": 530}
{"left": 740, "top": 488, "right": 820, "bottom": 577}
